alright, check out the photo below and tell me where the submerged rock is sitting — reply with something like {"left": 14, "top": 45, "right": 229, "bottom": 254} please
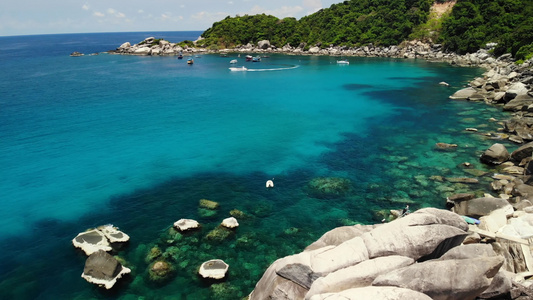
{"left": 81, "top": 250, "right": 131, "bottom": 289}
{"left": 199, "top": 199, "right": 219, "bottom": 210}
{"left": 148, "top": 260, "right": 174, "bottom": 282}
{"left": 206, "top": 225, "right": 234, "bottom": 241}
{"left": 306, "top": 177, "right": 352, "bottom": 199}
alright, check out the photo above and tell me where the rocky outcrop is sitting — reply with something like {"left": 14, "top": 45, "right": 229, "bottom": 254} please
{"left": 480, "top": 143, "right": 510, "bottom": 165}
{"left": 81, "top": 250, "right": 131, "bottom": 289}
{"left": 249, "top": 208, "right": 477, "bottom": 300}
{"left": 173, "top": 218, "right": 200, "bottom": 231}
{"left": 198, "top": 259, "right": 229, "bottom": 280}
{"left": 372, "top": 256, "right": 503, "bottom": 300}
{"left": 221, "top": 217, "right": 239, "bottom": 229}
{"left": 72, "top": 229, "right": 112, "bottom": 255}
{"left": 72, "top": 225, "right": 129, "bottom": 256}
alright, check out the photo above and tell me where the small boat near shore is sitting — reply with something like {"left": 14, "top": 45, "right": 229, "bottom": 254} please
{"left": 187, "top": 58, "right": 194, "bottom": 65}
{"left": 229, "top": 66, "right": 247, "bottom": 72}
{"left": 230, "top": 59, "right": 238, "bottom": 64}
{"left": 252, "top": 56, "right": 261, "bottom": 62}
{"left": 245, "top": 55, "right": 253, "bottom": 61}
{"left": 337, "top": 59, "right": 349, "bottom": 65}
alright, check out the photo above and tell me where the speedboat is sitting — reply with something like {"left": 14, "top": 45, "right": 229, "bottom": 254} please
{"left": 252, "top": 56, "right": 261, "bottom": 62}
{"left": 229, "top": 66, "right": 247, "bottom": 71}
{"left": 337, "top": 59, "right": 349, "bottom": 65}
{"left": 245, "top": 55, "right": 253, "bottom": 61}
{"left": 187, "top": 58, "right": 194, "bottom": 65}
{"left": 230, "top": 59, "right": 238, "bottom": 64}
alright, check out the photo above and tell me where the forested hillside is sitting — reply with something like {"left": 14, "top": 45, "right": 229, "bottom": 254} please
{"left": 200, "top": 0, "right": 533, "bottom": 58}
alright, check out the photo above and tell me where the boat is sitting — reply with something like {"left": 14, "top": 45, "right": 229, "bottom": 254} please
{"left": 230, "top": 59, "right": 238, "bottom": 64}
{"left": 252, "top": 56, "right": 261, "bottom": 62}
{"left": 245, "top": 55, "right": 253, "bottom": 61}
{"left": 229, "top": 66, "right": 247, "bottom": 72}
{"left": 337, "top": 59, "right": 349, "bottom": 65}
{"left": 187, "top": 59, "right": 194, "bottom": 65}
{"left": 177, "top": 53, "right": 183, "bottom": 59}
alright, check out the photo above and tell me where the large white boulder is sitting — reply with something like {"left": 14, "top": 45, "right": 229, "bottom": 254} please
{"left": 198, "top": 259, "right": 229, "bottom": 280}
{"left": 372, "top": 256, "right": 504, "bottom": 300}
{"left": 72, "top": 229, "right": 112, "bottom": 256}
{"left": 221, "top": 217, "right": 239, "bottom": 229}
{"left": 305, "top": 255, "right": 414, "bottom": 299}
{"left": 98, "top": 224, "right": 130, "bottom": 243}
{"left": 173, "top": 219, "right": 200, "bottom": 231}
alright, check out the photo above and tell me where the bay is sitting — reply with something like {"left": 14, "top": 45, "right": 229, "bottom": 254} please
{"left": 0, "top": 32, "right": 511, "bottom": 299}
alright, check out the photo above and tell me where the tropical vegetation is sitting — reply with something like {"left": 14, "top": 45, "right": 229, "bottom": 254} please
{"left": 199, "top": 0, "right": 533, "bottom": 58}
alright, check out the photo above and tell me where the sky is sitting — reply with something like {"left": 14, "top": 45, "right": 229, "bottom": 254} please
{"left": 0, "top": 0, "right": 344, "bottom": 36}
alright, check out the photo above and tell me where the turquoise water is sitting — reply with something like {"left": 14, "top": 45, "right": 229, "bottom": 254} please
{"left": 0, "top": 32, "right": 513, "bottom": 299}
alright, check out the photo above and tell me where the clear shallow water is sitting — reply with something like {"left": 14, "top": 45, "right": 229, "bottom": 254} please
{"left": 0, "top": 32, "right": 514, "bottom": 299}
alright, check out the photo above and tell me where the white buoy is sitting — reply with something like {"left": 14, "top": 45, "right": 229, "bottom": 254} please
{"left": 266, "top": 180, "right": 274, "bottom": 188}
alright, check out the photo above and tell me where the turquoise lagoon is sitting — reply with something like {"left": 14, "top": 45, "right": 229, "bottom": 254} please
{"left": 0, "top": 32, "right": 515, "bottom": 299}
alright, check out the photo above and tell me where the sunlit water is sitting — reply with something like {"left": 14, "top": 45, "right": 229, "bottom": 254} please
{"left": 0, "top": 32, "right": 514, "bottom": 299}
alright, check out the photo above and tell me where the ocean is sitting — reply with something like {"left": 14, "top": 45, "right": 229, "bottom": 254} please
{"left": 0, "top": 31, "right": 513, "bottom": 299}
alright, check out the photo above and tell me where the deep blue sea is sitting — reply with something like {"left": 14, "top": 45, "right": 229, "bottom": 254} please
{"left": 0, "top": 31, "right": 513, "bottom": 299}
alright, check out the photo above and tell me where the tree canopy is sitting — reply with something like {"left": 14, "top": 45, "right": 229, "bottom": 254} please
{"left": 200, "top": 0, "right": 533, "bottom": 58}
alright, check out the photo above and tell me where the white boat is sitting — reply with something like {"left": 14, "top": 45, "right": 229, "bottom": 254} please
{"left": 337, "top": 59, "right": 349, "bottom": 64}
{"left": 229, "top": 66, "right": 247, "bottom": 72}
{"left": 230, "top": 59, "right": 238, "bottom": 64}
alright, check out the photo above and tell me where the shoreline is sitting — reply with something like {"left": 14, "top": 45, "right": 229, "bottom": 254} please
{"left": 100, "top": 37, "right": 533, "bottom": 298}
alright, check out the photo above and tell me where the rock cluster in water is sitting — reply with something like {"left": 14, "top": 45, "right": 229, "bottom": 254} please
{"left": 72, "top": 225, "right": 131, "bottom": 289}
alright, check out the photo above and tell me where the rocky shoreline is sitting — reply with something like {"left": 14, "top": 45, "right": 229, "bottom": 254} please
{"left": 77, "top": 37, "right": 533, "bottom": 298}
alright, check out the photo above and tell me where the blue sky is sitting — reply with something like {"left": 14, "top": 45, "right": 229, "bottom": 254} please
{"left": 0, "top": 0, "right": 343, "bottom": 36}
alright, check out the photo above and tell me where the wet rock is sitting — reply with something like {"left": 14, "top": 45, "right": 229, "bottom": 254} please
{"left": 306, "top": 177, "right": 352, "bottom": 199}
{"left": 199, "top": 199, "right": 219, "bottom": 210}
{"left": 445, "top": 177, "right": 479, "bottom": 184}
{"left": 206, "top": 225, "right": 234, "bottom": 241}
{"left": 81, "top": 250, "right": 131, "bottom": 289}
{"left": 435, "top": 142, "right": 458, "bottom": 150}
{"left": 145, "top": 246, "right": 162, "bottom": 262}
{"left": 199, "top": 259, "right": 229, "bottom": 280}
